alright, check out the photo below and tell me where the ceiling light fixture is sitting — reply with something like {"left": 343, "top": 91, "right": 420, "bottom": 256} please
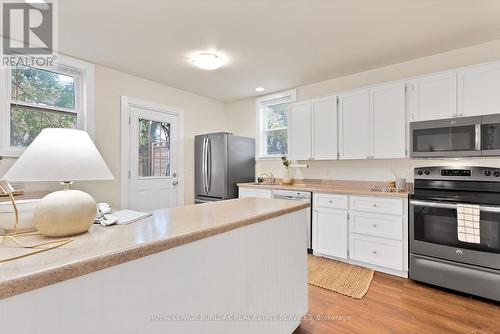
{"left": 191, "top": 53, "right": 224, "bottom": 70}
{"left": 255, "top": 87, "right": 265, "bottom": 92}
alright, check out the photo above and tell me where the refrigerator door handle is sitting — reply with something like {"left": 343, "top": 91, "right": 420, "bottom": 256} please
{"left": 207, "top": 137, "right": 212, "bottom": 192}
{"left": 202, "top": 137, "right": 207, "bottom": 193}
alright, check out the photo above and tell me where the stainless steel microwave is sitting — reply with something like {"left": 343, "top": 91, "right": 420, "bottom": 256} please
{"left": 410, "top": 114, "right": 500, "bottom": 157}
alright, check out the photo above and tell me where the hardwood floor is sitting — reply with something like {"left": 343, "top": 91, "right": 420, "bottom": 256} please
{"left": 294, "top": 272, "right": 500, "bottom": 334}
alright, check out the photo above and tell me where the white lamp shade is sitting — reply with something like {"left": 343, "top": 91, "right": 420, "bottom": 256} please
{"left": 3, "top": 128, "right": 114, "bottom": 182}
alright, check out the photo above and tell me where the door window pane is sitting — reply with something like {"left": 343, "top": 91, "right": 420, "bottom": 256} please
{"left": 11, "top": 65, "right": 76, "bottom": 110}
{"left": 138, "top": 119, "right": 171, "bottom": 177}
{"left": 10, "top": 105, "right": 76, "bottom": 147}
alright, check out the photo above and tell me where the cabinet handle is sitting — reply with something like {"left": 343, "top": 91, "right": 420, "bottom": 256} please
{"left": 372, "top": 250, "right": 377, "bottom": 254}
{"left": 372, "top": 204, "right": 377, "bottom": 208}
{"left": 372, "top": 224, "right": 377, "bottom": 228}
{"left": 328, "top": 200, "right": 333, "bottom": 203}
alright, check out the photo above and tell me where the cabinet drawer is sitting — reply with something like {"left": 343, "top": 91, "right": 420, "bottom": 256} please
{"left": 349, "top": 211, "right": 402, "bottom": 240}
{"left": 349, "top": 196, "right": 403, "bottom": 215}
{"left": 314, "top": 193, "right": 348, "bottom": 210}
{"left": 349, "top": 234, "right": 403, "bottom": 271}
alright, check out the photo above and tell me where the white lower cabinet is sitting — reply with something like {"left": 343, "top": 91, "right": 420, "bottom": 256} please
{"left": 313, "top": 193, "right": 407, "bottom": 276}
{"left": 313, "top": 207, "right": 348, "bottom": 259}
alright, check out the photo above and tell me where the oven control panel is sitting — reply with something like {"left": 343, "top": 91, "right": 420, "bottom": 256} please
{"left": 440, "top": 169, "right": 471, "bottom": 177}
{"left": 414, "top": 166, "right": 500, "bottom": 181}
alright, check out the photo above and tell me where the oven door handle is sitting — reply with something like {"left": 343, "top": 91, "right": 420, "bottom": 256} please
{"left": 411, "top": 199, "right": 500, "bottom": 213}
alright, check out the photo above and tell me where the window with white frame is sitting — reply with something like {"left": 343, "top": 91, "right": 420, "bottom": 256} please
{"left": 257, "top": 89, "right": 297, "bottom": 158}
{"left": 9, "top": 65, "right": 81, "bottom": 147}
{"left": 0, "top": 56, "right": 94, "bottom": 156}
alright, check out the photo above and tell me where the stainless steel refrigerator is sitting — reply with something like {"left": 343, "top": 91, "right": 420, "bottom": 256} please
{"left": 195, "top": 132, "right": 255, "bottom": 203}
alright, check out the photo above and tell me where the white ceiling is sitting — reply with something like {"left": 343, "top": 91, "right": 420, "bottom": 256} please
{"left": 59, "top": 0, "right": 500, "bottom": 102}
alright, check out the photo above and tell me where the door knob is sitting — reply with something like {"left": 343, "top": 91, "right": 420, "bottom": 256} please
{"left": 172, "top": 180, "right": 179, "bottom": 186}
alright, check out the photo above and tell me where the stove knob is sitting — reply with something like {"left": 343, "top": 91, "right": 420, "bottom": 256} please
{"left": 424, "top": 170, "right": 431, "bottom": 175}
{"left": 484, "top": 170, "right": 491, "bottom": 176}
{"left": 494, "top": 171, "right": 500, "bottom": 177}
{"left": 417, "top": 170, "right": 423, "bottom": 176}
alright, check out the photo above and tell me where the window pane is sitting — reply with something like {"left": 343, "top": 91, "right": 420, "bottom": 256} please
{"left": 266, "top": 103, "right": 287, "bottom": 130}
{"left": 11, "top": 65, "right": 76, "bottom": 110}
{"left": 138, "top": 119, "right": 171, "bottom": 177}
{"left": 266, "top": 129, "right": 287, "bottom": 155}
{"left": 10, "top": 105, "right": 76, "bottom": 147}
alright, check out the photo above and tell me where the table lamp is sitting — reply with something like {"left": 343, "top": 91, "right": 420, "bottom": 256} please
{"left": 3, "top": 128, "right": 114, "bottom": 237}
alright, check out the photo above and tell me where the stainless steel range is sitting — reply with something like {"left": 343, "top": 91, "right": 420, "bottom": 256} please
{"left": 410, "top": 166, "right": 500, "bottom": 301}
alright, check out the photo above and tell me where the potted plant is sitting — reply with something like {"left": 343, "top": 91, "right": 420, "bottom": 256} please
{"left": 281, "top": 154, "right": 294, "bottom": 185}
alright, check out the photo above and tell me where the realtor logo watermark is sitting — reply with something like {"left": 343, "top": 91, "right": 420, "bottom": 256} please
{"left": 1, "top": 0, "right": 58, "bottom": 67}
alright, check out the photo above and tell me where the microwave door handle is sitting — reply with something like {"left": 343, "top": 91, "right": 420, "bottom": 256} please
{"left": 475, "top": 123, "right": 481, "bottom": 151}
{"left": 475, "top": 124, "right": 481, "bottom": 151}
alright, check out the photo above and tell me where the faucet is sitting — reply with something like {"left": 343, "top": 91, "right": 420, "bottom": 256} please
{"left": 258, "top": 172, "right": 275, "bottom": 184}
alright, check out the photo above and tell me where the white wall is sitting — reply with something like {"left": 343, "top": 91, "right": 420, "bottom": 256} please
{"left": 1, "top": 65, "right": 227, "bottom": 207}
{"left": 225, "top": 39, "right": 500, "bottom": 183}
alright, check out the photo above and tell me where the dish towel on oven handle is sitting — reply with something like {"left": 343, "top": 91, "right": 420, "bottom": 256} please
{"left": 456, "top": 203, "right": 480, "bottom": 244}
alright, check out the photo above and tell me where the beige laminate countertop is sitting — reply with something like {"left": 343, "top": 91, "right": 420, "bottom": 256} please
{"left": 238, "top": 179, "right": 411, "bottom": 198}
{"left": 0, "top": 198, "right": 309, "bottom": 300}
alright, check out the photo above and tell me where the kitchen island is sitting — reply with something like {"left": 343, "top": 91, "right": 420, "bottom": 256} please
{"left": 0, "top": 198, "right": 309, "bottom": 334}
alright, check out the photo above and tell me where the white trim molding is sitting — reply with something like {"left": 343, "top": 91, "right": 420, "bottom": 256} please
{"left": 255, "top": 88, "right": 297, "bottom": 159}
{"left": 0, "top": 53, "right": 95, "bottom": 158}
{"left": 120, "top": 96, "right": 185, "bottom": 209}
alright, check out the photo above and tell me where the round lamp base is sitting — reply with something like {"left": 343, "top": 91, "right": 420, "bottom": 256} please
{"left": 34, "top": 190, "right": 96, "bottom": 237}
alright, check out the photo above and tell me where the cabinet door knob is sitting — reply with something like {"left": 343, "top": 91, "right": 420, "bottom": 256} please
{"left": 328, "top": 200, "right": 333, "bottom": 203}
{"left": 372, "top": 224, "right": 377, "bottom": 228}
{"left": 372, "top": 250, "right": 377, "bottom": 254}
{"left": 372, "top": 204, "right": 377, "bottom": 207}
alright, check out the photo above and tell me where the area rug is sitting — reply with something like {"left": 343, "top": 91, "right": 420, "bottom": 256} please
{"left": 308, "top": 255, "right": 374, "bottom": 299}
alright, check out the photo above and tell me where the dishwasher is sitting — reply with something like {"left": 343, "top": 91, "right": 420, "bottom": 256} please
{"left": 272, "top": 190, "right": 312, "bottom": 253}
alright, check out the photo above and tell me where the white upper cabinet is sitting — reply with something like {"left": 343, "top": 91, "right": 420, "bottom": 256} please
{"left": 288, "top": 102, "right": 312, "bottom": 160}
{"left": 459, "top": 62, "right": 500, "bottom": 117}
{"left": 406, "top": 72, "right": 457, "bottom": 121}
{"left": 371, "top": 83, "right": 406, "bottom": 158}
{"left": 312, "top": 97, "right": 338, "bottom": 160}
{"left": 338, "top": 89, "right": 371, "bottom": 159}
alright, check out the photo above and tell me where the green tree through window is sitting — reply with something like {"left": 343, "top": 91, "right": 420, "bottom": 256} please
{"left": 10, "top": 65, "right": 77, "bottom": 147}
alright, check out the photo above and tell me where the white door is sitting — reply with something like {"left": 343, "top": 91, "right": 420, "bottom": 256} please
{"left": 288, "top": 102, "right": 312, "bottom": 160}
{"left": 459, "top": 62, "right": 500, "bottom": 117}
{"left": 371, "top": 83, "right": 406, "bottom": 158}
{"left": 313, "top": 208, "right": 348, "bottom": 259}
{"left": 313, "top": 97, "right": 338, "bottom": 160}
{"left": 338, "top": 89, "right": 371, "bottom": 159}
{"left": 406, "top": 72, "right": 457, "bottom": 121}
{"left": 129, "top": 105, "right": 179, "bottom": 211}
